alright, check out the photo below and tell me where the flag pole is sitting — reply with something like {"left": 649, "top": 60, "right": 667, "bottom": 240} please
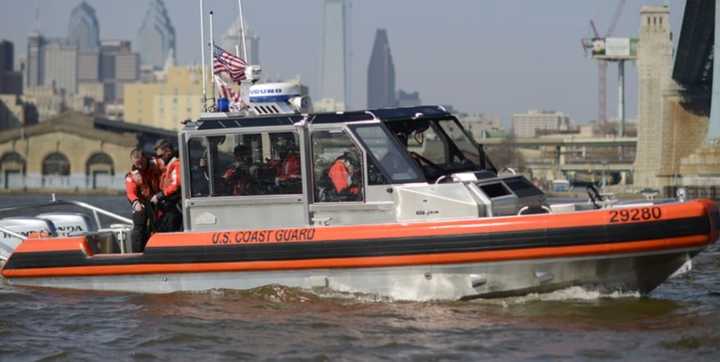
{"left": 209, "top": 10, "right": 216, "bottom": 108}
{"left": 238, "top": 0, "right": 249, "bottom": 62}
{"left": 199, "top": 0, "right": 207, "bottom": 112}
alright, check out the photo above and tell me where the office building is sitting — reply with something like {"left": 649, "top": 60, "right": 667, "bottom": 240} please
{"left": 0, "top": 40, "right": 22, "bottom": 95}
{"left": 221, "top": 20, "right": 260, "bottom": 65}
{"left": 136, "top": 0, "right": 176, "bottom": 70}
{"left": 367, "top": 29, "right": 396, "bottom": 109}
{"left": 44, "top": 41, "right": 78, "bottom": 95}
{"left": 512, "top": 110, "right": 572, "bottom": 138}
{"left": 124, "top": 66, "right": 203, "bottom": 130}
{"left": 319, "top": 0, "right": 350, "bottom": 110}
{"left": 67, "top": 1, "right": 100, "bottom": 51}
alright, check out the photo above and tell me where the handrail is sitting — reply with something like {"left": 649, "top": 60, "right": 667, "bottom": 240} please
{"left": 53, "top": 200, "right": 132, "bottom": 225}
{"left": 0, "top": 199, "right": 132, "bottom": 226}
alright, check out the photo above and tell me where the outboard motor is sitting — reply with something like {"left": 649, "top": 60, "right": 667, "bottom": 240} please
{"left": 0, "top": 217, "right": 57, "bottom": 259}
{"left": 36, "top": 213, "right": 95, "bottom": 237}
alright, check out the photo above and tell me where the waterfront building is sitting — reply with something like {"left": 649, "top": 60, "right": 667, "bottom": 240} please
{"left": 136, "top": 0, "right": 176, "bottom": 70}
{"left": 221, "top": 20, "right": 260, "bottom": 65}
{"left": 319, "top": 0, "right": 350, "bottom": 110}
{"left": 367, "top": 29, "right": 396, "bottom": 109}
{"left": 0, "top": 112, "right": 173, "bottom": 190}
{"left": 67, "top": 1, "right": 100, "bottom": 52}
{"left": 123, "top": 66, "right": 203, "bottom": 130}
{"left": 511, "top": 110, "right": 572, "bottom": 138}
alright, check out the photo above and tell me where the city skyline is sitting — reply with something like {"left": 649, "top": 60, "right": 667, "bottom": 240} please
{"left": 0, "top": 0, "right": 685, "bottom": 123}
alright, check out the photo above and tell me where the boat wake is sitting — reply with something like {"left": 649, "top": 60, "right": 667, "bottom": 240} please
{"left": 474, "top": 286, "right": 642, "bottom": 306}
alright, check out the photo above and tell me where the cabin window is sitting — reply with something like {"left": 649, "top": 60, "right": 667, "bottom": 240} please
{"left": 187, "top": 137, "right": 210, "bottom": 197}
{"left": 350, "top": 124, "right": 423, "bottom": 184}
{"left": 187, "top": 132, "right": 302, "bottom": 198}
{"left": 404, "top": 120, "right": 446, "bottom": 165}
{"left": 311, "top": 129, "right": 364, "bottom": 202}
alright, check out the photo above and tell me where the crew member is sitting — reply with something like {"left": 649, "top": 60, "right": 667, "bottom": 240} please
{"left": 151, "top": 139, "right": 183, "bottom": 232}
{"left": 223, "top": 144, "right": 255, "bottom": 195}
{"left": 275, "top": 144, "right": 300, "bottom": 182}
{"left": 328, "top": 153, "right": 360, "bottom": 200}
{"left": 124, "top": 149, "right": 161, "bottom": 252}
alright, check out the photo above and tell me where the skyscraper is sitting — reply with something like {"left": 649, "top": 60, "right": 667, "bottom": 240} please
{"left": 0, "top": 40, "right": 13, "bottom": 72}
{"left": 67, "top": 1, "right": 100, "bottom": 51}
{"left": 221, "top": 20, "right": 260, "bottom": 66}
{"left": 367, "top": 29, "right": 395, "bottom": 109}
{"left": 0, "top": 40, "right": 22, "bottom": 95}
{"left": 136, "top": 0, "right": 176, "bottom": 70}
{"left": 25, "top": 33, "right": 45, "bottom": 88}
{"left": 319, "top": 0, "right": 350, "bottom": 110}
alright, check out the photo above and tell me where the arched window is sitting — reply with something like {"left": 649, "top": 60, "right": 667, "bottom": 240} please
{"left": 43, "top": 153, "right": 71, "bottom": 175}
{"left": 86, "top": 152, "right": 114, "bottom": 189}
{"left": 0, "top": 152, "right": 26, "bottom": 189}
{"left": 42, "top": 152, "right": 71, "bottom": 188}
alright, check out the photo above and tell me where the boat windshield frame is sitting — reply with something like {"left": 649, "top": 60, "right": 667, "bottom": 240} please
{"left": 347, "top": 123, "right": 425, "bottom": 184}
{"left": 383, "top": 115, "right": 492, "bottom": 180}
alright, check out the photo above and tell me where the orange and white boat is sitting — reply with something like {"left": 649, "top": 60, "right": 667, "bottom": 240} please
{"left": 1, "top": 105, "right": 718, "bottom": 300}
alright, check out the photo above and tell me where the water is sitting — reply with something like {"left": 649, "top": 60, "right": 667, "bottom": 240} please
{"left": 1, "top": 194, "right": 720, "bottom": 361}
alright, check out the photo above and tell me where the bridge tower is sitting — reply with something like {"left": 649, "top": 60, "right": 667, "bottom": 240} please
{"left": 633, "top": 5, "right": 675, "bottom": 189}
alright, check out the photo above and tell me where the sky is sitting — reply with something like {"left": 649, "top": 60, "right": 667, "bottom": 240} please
{"left": 0, "top": 0, "right": 685, "bottom": 125}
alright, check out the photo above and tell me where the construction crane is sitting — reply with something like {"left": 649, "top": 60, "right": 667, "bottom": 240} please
{"left": 581, "top": 0, "right": 628, "bottom": 134}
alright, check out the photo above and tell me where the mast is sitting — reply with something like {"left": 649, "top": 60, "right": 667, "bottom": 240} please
{"left": 199, "top": 0, "right": 207, "bottom": 111}
{"left": 209, "top": 10, "right": 216, "bottom": 107}
{"left": 238, "top": 0, "right": 249, "bottom": 62}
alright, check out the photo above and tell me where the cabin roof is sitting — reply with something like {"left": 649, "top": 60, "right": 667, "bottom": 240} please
{"left": 188, "top": 105, "right": 452, "bottom": 131}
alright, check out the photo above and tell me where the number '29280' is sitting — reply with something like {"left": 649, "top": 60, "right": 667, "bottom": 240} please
{"left": 609, "top": 207, "right": 662, "bottom": 223}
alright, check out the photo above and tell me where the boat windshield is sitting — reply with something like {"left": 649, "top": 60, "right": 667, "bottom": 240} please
{"left": 349, "top": 124, "right": 423, "bottom": 183}
{"left": 385, "top": 117, "right": 485, "bottom": 180}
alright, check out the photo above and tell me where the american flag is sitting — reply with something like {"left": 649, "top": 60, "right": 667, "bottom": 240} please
{"left": 214, "top": 75, "right": 246, "bottom": 111}
{"left": 213, "top": 44, "right": 247, "bottom": 83}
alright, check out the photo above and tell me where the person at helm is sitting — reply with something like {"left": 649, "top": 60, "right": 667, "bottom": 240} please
{"left": 223, "top": 144, "right": 256, "bottom": 195}
{"left": 327, "top": 152, "right": 361, "bottom": 201}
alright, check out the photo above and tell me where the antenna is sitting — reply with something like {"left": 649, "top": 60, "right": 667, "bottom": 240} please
{"left": 209, "top": 10, "right": 216, "bottom": 108}
{"left": 199, "top": 0, "right": 207, "bottom": 112}
{"left": 238, "top": 0, "right": 249, "bottom": 62}
{"left": 33, "top": 0, "right": 40, "bottom": 32}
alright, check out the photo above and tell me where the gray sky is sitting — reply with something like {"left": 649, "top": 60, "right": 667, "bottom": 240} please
{"left": 0, "top": 0, "right": 685, "bottom": 124}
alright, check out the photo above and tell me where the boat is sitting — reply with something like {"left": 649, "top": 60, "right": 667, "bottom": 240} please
{"left": 1, "top": 103, "right": 718, "bottom": 301}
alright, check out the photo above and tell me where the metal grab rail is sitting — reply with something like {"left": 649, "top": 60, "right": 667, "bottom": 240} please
{"left": 52, "top": 200, "right": 132, "bottom": 227}
{"left": 0, "top": 197, "right": 131, "bottom": 230}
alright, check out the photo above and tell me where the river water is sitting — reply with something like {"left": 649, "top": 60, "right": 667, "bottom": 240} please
{"left": 1, "top": 194, "right": 719, "bottom": 361}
